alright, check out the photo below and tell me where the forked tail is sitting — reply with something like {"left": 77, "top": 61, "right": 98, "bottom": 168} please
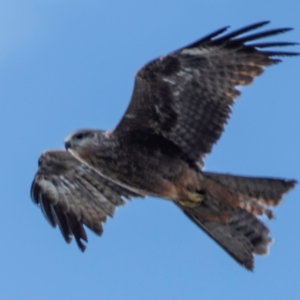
{"left": 177, "top": 172, "right": 296, "bottom": 270}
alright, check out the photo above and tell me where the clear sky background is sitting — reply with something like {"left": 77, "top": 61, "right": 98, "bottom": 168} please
{"left": 1, "top": 1, "right": 299, "bottom": 299}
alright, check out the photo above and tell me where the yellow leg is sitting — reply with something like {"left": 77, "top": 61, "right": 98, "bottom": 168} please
{"left": 177, "top": 191, "right": 204, "bottom": 208}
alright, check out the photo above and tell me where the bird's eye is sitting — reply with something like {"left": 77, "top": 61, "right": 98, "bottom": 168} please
{"left": 75, "top": 133, "right": 84, "bottom": 140}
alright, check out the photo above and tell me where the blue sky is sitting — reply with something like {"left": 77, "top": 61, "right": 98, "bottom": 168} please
{"left": 1, "top": 1, "right": 299, "bottom": 299}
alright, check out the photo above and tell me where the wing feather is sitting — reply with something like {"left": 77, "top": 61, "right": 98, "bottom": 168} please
{"left": 31, "top": 150, "right": 142, "bottom": 251}
{"left": 114, "top": 22, "right": 299, "bottom": 167}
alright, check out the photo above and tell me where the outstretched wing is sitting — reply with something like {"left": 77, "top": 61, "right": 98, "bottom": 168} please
{"left": 31, "top": 150, "right": 142, "bottom": 251}
{"left": 114, "top": 21, "right": 299, "bottom": 167}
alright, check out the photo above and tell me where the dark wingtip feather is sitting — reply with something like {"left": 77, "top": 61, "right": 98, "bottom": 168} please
{"left": 209, "top": 22, "right": 299, "bottom": 58}
{"left": 233, "top": 28, "right": 294, "bottom": 44}
{"left": 39, "top": 195, "right": 56, "bottom": 227}
{"left": 253, "top": 42, "right": 299, "bottom": 48}
{"left": 74, "top": 235, "right": 87, "bottom": 252}
{"left": 30, "top": 181, "right": 57, "bottom": 227}
{"left": 261, "top": 51, "right": 300, "bottom": 57}
{"left": 181, "top": 21, "right": 299, "bottom": 58}
{"left": 78, "top": 243, "right": 87, "bottom": 252}
{"left": 196, "top": 26, "right": 229, "bottom": 44}
{"left": 66, "top": 214, "right": 88, "bottom": 252}
{"left": 51, "top": 206, "right": 73, "bottom": 244}
{"left": 216, "top": 21, "right": 271, "bottom": 43}
{"left": 184, "top": 26, "right": 230, "bottom": 50}
{"left": 185, "top": 21, "right": 270, "bottom": 49}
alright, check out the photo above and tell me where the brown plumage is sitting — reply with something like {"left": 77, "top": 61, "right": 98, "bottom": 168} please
{"left": 31, "top": 150, "right": 141, "bottom": 251}
{"left": 31, "top": 21, "right": 298, "bottom": 270}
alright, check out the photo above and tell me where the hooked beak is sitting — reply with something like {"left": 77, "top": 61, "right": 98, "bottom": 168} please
{"left": 65, "top": 141, "right": 71, "bottom": 149}
{"left": 64, "top": 137, "right": 71, "bottom": 150}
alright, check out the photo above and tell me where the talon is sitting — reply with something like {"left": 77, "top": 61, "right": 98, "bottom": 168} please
{"left": 178, "top": 191, "right": 204, "bottom": 208}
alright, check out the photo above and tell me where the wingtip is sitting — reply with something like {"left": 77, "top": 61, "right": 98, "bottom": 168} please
{"left": 254, "top": 20, "right": 271, "bottom": 27}
{"left": 78, "top": 241, "right": 87, "bottom": 252}
{"left": 254, "top": 42, "right": 300, "bottom": 49}
{"left": 236, "top": 20, "right": 271, "bottom": 32}
{"left": 279, "top": 27, "right": 294, "bottom": 33}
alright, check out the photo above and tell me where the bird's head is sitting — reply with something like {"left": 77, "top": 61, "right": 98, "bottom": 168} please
{"left": 64, "top": 129, "right": 108, "bottom": 157}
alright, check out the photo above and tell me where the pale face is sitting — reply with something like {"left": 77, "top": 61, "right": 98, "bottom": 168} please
{"left": 64, "top": 129, "right": 100, "bottom": 153}
{"left": 64, "top": 129, "right": 113, "bottom": 166}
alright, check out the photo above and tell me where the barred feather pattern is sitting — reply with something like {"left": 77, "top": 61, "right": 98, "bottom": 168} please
{"left": 31, "top": 150, "right": 142, "bottom": 251}
{"left": 30, "top": 22, "right": 298, "bottom": 269}
{"left": 115, "top": 21, "right": 299, "bottom": 167}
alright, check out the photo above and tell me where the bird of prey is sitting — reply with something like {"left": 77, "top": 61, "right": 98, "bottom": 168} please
{"left": 31, "top": 21, "right": 298, "bottom": 270}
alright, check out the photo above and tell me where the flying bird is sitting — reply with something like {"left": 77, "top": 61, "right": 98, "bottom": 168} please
{"left": 31, "top": 21, "right": 299, "bottom": 270}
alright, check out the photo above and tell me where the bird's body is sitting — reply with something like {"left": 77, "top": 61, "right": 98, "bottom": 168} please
{"left": 67, "top": 129, "right": 200, "bottom": 200}
{"left": 31, "top": 21, "right": 299, "bottom": 270}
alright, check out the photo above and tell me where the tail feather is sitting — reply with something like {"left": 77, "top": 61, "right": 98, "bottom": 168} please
{"left": 180, "top": 204, "right": 270, "bottom": 270}
{"left": 177, "top": 172, "right": 296, "bottom": 270}
{"left": 203, "top": 172, "right": 296, "bottom": 206}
